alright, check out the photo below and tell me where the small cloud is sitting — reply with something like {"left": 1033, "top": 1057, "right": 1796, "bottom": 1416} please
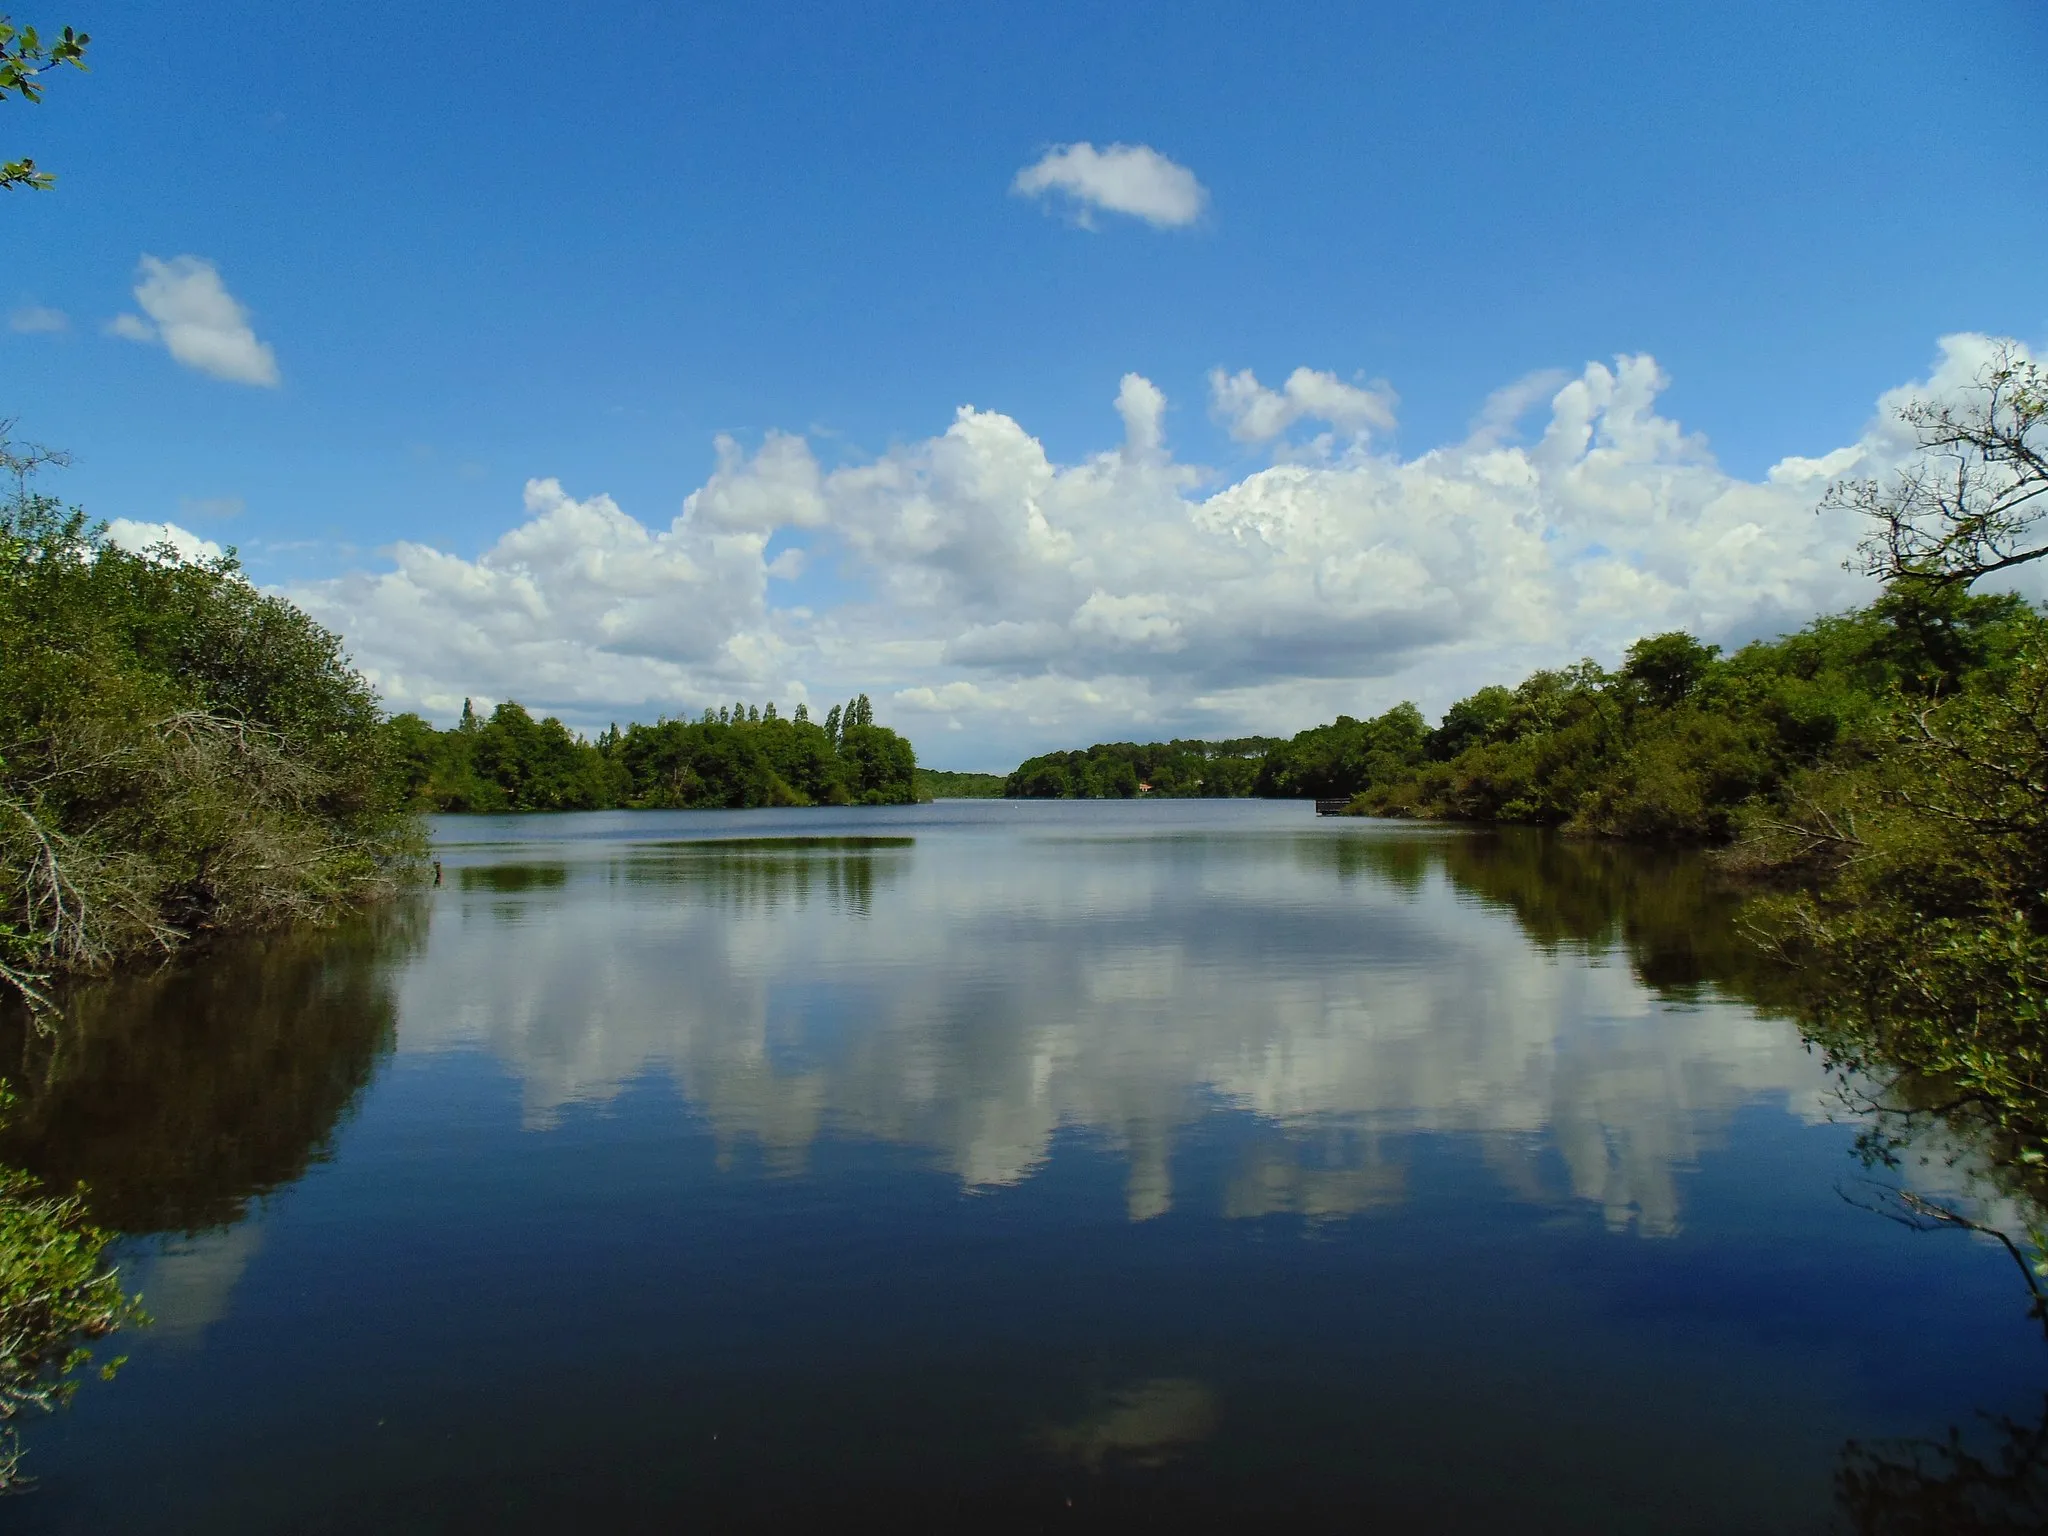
{"left": 766, "top": 546, "right": 806, "bottom": 580}
{"left": 178, "top": 495, "right": 245, "bottom": 521}
{"left": 1011, "top": 142, "right": 1208, "bottom": 229}
{"left": 8, "top": 304, "right": 68, "bottom": 334}
{"left": 1209, "top": 366, "right": 1398, "bottom": 443}
{"left": 1116, "top": 373, "right": 1167, "bottom": 459}
{"left": 106, "top": 255, "right": 280, "bottom": 387}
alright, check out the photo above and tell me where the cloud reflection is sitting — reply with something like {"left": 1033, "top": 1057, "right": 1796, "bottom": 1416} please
{"left": 401, "top": 820, "right": 1826, "bottom": 1231}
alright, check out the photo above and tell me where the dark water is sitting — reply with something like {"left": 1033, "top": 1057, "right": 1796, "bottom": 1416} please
{"left": 4, "top": 801, "right": 2043, "bottom": 1531}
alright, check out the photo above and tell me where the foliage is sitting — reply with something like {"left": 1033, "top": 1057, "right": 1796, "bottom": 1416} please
{"left": 1740, "top": 622, "right": 2048, "bottom": 1181}
{"left": 1253, "top": 704, "right": 1427, "bottom": 800}
{"left": 914, "top": 768, "right": 1005, "bottom": 799}
{"left": 391, "top": 691, "right": 919, "bottom": 812}
{"left": 0, "top": 434, "right": 421, "bottom": 1005}
{"left": 0, "top": 1088, "right": 141, "bottom": 1491}
{"left": 1003, "top": 737, "right": 1278, "bottom": 799}
{"left": 0, "top": 14, "right": 88, "bottom": 192}
{"left": 1352, "top": 593, "right": 2037, "bottom": 843}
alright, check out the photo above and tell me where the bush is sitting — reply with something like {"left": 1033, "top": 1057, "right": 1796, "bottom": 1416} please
{"left": 0, "top": 438, "right": 420, "bottom": 1004}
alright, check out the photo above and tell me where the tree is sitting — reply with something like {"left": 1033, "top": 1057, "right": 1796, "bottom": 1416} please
{"left": 1830, "top": 343, "right": 2048, "bottom": 591}
{"left": 1, "top": 430, "right": 420, "bottom": 1002}
{"left": 1620, "top": 632, "right": 1720, "bottom": 709}
{"left": 1, "top": 15, "right": 89, "bottom": 193}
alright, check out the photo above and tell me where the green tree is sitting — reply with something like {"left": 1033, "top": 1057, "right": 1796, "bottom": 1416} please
{"left": 1, "top": 432, "right": 420, "bottom": 1003}
{"left": 1620, "top": 632, "right": 1720, "bottom": 709}
{"left": 1746, "top": 626, "right": 2048, "bottom": 1172}
{"left": 1425, "top": 684, "right": 1515, "bottom": 761}
{"left": 1255, "top": 703, "right": 1428, "bottom": 800}
{"left": 836, "top": 720, "right": 917, "bottom": 804}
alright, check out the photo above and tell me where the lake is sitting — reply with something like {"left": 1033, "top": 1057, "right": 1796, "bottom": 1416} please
{"left": 4, "top": 799, "right": 2041, "bottom": 1531}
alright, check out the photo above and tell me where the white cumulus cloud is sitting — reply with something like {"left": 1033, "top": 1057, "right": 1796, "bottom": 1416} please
{"left": 290, "top": 335, "right": 2036, "bottom": 768}
{"left": 107, "top": 255, "right": 280, "bottom": 387}
{"left": 1011, "top": 142, "right": 1209, "bottom": 229}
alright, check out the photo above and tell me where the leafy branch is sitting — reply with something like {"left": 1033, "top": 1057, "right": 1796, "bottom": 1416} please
{"left": 0, "top": 15, "right": 89, "bottom": 192}
{"left": 1829, "top": 343, "right": 2048, "bottom": 590}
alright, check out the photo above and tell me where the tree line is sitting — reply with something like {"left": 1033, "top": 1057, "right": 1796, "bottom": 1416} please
{"left": 999, "top": 591, "right": 2033, "bottom": 837}
{"left": 1005, "top": 737, "right": 1279, "bottom": 799}
{"left": 386, "top": 692, "right": 919, "bottom": 812}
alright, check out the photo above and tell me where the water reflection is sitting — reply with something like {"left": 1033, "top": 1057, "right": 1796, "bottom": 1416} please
{"left": 1046, "top": 1378, "right": 1221, "bottom": 1471}
{"left": 1838, "top": 1396, "right": 2048, "bottom": 1534}
{"left": 406, "top": 821, "right": 1825, "bottom": 1231}
{"left": 0, "top": 901, "right": 420, "bottom": 1233}
{"left": 6, "top": 809, "right": 2041, "bottom": 1533}
{"left": 128, "top": 1224, "right": 264, "bottom": 1345}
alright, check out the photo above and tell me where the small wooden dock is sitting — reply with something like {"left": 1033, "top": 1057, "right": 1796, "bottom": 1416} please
{"left": 1314, "top": 798, "right": 1351, "bottom": 816}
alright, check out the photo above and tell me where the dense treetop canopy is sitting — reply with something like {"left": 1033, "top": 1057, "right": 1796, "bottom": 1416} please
{"left": 389, "top": 692, "right": 919, "bottom": 813}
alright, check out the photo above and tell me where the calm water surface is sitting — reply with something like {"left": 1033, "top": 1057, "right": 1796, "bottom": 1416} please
{"left": 5, "top": 800, "right": 2042, "bottom": 1531}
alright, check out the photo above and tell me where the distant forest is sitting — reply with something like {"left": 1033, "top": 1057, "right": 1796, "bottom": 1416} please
{"left": 390, "top": 694, "right": 919, "bottom": 811}
{"left": 1005, "top": 738, "right": 1279, "bottom": 799}
{"left": 916, "top": 769, "right": 1005, "bottom": 798}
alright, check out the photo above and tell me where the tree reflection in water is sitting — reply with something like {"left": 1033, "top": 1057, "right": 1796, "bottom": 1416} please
{"left": 1336, "top": 829, "right": 2048, "bottom": 1534}
{"left": 1301, "top": 824, "right": 1799, "bottom": 1008}
{"left": 1838, "top": 1397, "right": 2048, "bottom": 1535}
{"left": 0, "top": 898, "right": 422, "bottom": 1234}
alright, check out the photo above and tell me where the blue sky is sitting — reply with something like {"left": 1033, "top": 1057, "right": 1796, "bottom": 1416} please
{"left": 4, "top": 0, "right": 2045, "bottom": 766}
